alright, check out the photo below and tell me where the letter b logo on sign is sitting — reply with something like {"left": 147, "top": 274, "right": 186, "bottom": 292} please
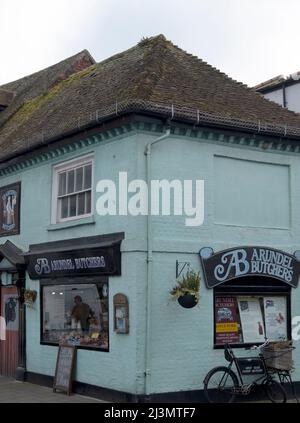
{"left": 214, "top": 249, "right": 250, "bottom": 282}
{"left": 34, "top": 258, "right": 51, "bottom": 276}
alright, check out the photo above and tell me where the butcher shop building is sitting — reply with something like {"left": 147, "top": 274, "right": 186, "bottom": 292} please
{"left": 0, "top": 35, "right": 299, "bottom": 401}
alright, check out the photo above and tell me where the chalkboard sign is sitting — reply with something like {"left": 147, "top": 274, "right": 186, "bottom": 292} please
{"left": 53, "top": 345, "right": 76, "bottom": 395}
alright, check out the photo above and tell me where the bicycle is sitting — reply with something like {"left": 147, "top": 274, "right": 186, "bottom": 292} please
{"left": 203, "top": 340, "right": 287, "bottom": 403}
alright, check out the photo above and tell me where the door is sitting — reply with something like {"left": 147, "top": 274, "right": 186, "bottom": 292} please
{"left": 0, "top": 286, "right": 19, "bottom": 377}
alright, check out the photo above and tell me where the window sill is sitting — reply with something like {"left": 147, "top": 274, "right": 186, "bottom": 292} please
{"left": 47, "top": 216, "right": 95, "bottom": 231}
{"left": 40, "top": 341, "right": 109, "bottom": 352}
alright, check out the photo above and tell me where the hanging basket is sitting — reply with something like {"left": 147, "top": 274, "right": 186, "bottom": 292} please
{"left": 24, "top": 289, "right": 37, "bottom": 307}
{"left": 170, "top": 269, "right": 200, "bottom": 309}
{"left": 177, "top": 294, "right": 198, "bottom": 309}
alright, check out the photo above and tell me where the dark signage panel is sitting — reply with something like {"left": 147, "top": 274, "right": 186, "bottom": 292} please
{"left": 27, "top": 245, "right": 121, "bottom": 279}
{"left": 200, "top": 246, "right": 300, "bottom": 289}
{"left": 237, "top": 358, "right": 265, "bottom": 375}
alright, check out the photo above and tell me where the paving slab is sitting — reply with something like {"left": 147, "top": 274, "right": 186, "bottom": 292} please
{"left": 0, "top": 376, "right": 108, "bottom": 403}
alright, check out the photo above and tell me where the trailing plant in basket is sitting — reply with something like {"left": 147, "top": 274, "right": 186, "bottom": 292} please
{"left": 170, "top": 270, "right": 201, "bottom": 303}
{"left": 23, "top": 289, "right": 37, "bottom": 308}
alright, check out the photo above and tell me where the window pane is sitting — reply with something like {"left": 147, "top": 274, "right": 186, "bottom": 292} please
{"left": 84, "top": 165, "right": 92, "bottom": 189}
{"left": 75, "top": 167, "right": 83, "bottom": 192}
{"left": 67, "top": 170, "right": 75, "bottom": 194}
{"left": 42, "top": 283, "right": 109, "bottom": 350}
{"left": 58, "top": 172, "right": 66, "bottom": 196}
{"left": 60, "top": 197, "right": 68, "bottom": 219}
{"left": 69, "top": 195, "right": 77, "bottom": 217}
{"left": 78, "top": 192, "right": 85, "bottom": 215}
{"left": 85, "top": 191, "right": 91, "bottom": 214}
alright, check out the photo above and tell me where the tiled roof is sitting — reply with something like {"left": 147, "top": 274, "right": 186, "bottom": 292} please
{"left": 2, "top": 35, "right": 300, "bottom": 163}
{"left": 253, "top": 75, "right": 286, "bottom": 92}
{"left": 0, "top": 89, "right": 15, "bottom": 108}
{"left": 255, "top": 71, "right": 300, "bottom": 92}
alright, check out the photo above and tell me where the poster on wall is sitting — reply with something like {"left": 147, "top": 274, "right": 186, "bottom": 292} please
{"left": 215, "top": 297, "right": 240, "bottom": 345}
{"left": 237, "top": 297, "right": 265, "bottom": 343}
{"left": 4, "top": 294, "right": 19, "bottom": 331}
{"left": 0, "top": 182, "right": 21, "bottom": 237}
{"left": 264, "top": 297, "right": 287, "bottom": 341}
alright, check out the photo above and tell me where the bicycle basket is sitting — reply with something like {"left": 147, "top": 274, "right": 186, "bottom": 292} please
{"left": 261, "top": 341, "right": 294, "bottom": 371}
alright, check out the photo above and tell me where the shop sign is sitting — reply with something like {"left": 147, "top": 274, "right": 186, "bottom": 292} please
{"left": 237, "top": 358, "right": 265, "bottom": 375}
{"left": 0, "top": 182, "right": 21, "bottom": 237}
{"left": 27, "top": 245, "right": 121, "bottom": 279}
{"left": 200, "top": 246, "right": 300, "bottom": 288}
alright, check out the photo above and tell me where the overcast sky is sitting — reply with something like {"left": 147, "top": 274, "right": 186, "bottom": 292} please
{"left": 1, "top": 0, "right": 300, "bottom": 87}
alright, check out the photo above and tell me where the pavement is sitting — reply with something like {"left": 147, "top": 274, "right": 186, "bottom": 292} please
{"left": 0, "top": 376, "right": 298, "bottom": 403}
{"left": 0, "top": 376, "right": 108, "bottom": 403}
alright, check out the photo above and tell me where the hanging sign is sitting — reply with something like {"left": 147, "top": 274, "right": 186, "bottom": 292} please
{"left": 0, "top": 182, "right": 21, "bottom": 237}
{"left": 200, "top": 246, "right": 300, "bottom": 288}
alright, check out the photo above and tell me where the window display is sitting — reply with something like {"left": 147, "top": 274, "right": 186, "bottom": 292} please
{"left": 42, "top": 282, "right": 108, "bottom": 350}
{"left": 214, "top": 294, "right": 288, "bottom": 346}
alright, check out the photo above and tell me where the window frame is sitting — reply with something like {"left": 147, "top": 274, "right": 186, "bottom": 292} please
{"left": 40, "top": 276, "right": 109, "bottom": 352}
{"left": 213, "top": 284, "right": 291, "bottom": 349}
{"left": 51, "top": 154, "right": 94, "bottom": 224}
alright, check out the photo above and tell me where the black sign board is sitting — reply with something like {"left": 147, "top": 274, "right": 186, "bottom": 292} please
{"left": 53, "top": 345, "right": 76, "bottom": 395}
{"left": 27, "top": 245, "right": 121, "bottom": 279}
{"left": 237, "top": 358, "right": 265, "bottom": 375}
{"left": 200, "top": 246, "right": 300, "bottom": 289}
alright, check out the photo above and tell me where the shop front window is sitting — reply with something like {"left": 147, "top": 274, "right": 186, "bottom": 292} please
{"left": 214, "top": 291, "right": 290, "bottom": 347}
{"left": 42, "top": 281, "right": 108, "bottom": 350}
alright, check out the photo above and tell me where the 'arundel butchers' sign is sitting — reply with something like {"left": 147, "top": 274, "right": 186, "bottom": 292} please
{"left": 27, "top": 246, "right": 121, "bottom": 279}
{"left": 199, "top": 246, "right": 300, "bottom": 289}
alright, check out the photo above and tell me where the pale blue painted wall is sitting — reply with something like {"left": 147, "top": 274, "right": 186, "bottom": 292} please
{"left": 0, "top": 127, "right": 300, "bottom": 396}
{"left": 135, "top": 134, "right": 300, "bottom": 394}
{"left": 0, "top": 132, "right": 149, "bottom": 395}
{"left": 264, "top": 83, "right": 300, "bottom": 113}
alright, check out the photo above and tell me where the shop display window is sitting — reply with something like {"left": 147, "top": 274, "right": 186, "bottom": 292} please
{"left": 41, "top": 281, "right": 108, "bottom": 350}
{"left": 214, "top": 292, "right": 291, "bottom": 347}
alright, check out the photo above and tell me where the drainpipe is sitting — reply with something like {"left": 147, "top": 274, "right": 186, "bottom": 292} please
{"left": 282, "top": 81, "right": 287, "bottom": 108}
{"left": 144, "top": 128, "right": 171, "bottom": 397}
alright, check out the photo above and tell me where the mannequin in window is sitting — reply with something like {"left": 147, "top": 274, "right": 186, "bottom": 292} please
{"left": 71, "top": 295, "right": 93, "bottom": 331}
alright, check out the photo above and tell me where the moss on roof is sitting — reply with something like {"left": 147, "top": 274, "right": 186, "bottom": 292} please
{"left": 3, "top": 64, "right": 98, "bottom": 128}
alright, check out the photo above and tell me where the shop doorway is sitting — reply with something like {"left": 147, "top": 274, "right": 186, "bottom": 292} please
{"left": 0, "top": 285, "right": 19, "bottom": 377}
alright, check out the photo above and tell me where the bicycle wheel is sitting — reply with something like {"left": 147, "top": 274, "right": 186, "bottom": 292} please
{"left": 278, "top": 372, "right": 300, "bottom": 402}
{"left": 203, "top": 366, "right": 239, "bottom": 403}
{"left": 265, "top": 378, "right": 287, "bottom": 403}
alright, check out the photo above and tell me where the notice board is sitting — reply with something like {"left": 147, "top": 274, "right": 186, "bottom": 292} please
{"left": 53, "top": 345, "right": 76, "bottom": 395}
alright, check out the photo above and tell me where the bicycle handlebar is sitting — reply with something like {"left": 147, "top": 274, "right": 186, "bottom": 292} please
{"left": 249, "top": 339, "right": 270, "bottom": 351}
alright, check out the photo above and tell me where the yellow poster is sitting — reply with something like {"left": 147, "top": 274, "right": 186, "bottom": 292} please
{"left": 216, "top": 323, "right": 238, "bottom": 333}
